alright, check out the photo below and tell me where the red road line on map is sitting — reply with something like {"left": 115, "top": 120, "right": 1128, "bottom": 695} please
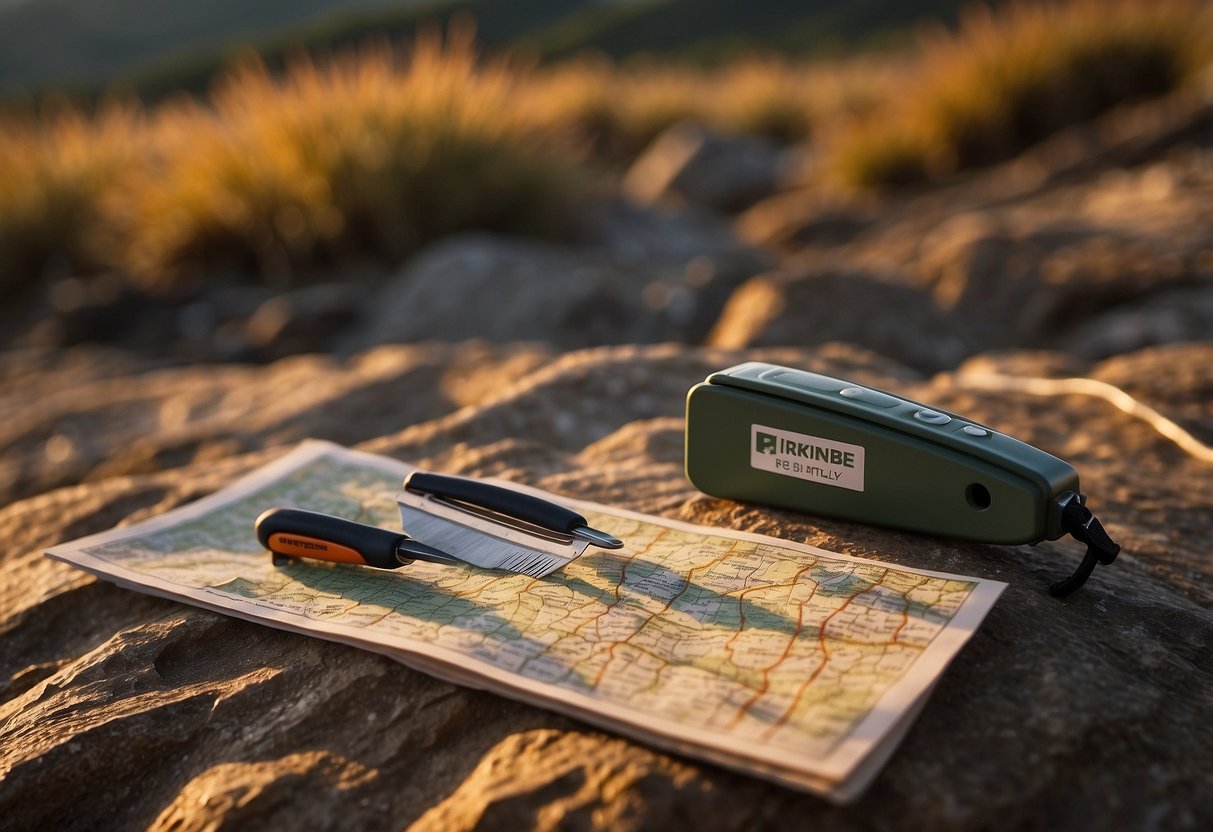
{"left": 887, "top": 578, "right": 928, "bottom": 645}
{"left": 723, "top": 584, "right": 762, "bottom": 655}
{"left": 762, "top": 590, "right": 861, "bottom": 737}
{"left": 824, "top": 634, "right": 923, "bottom": 650}
{"left": 722, "top": 571, "right": 820, "bottom": 656}
{"left": 576, "top": 531, "right": 659, "bottom": 643}
{"left": 587, "top": 538, "right": 738, "bottom": 690}
{"left": 727, "top": 564, "right": 817, "bottom": 727}
{"left": 889, "top": 606, "right": 910, "bottom": 645}
{"left": 579, "top": 531, "right": 666, "bottom": 688}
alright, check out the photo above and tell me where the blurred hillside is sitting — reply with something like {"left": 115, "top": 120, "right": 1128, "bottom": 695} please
{"left": 0, "top": 0, "right": 984, "bottom": 100}
{"left": 0, "top": 0, "right": 406, "bottom": 95}
{"left": 1, "top": 0, "right": 1210, "bottom": 362}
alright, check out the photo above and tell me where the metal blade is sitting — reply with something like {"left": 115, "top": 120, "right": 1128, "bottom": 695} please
{"left": 397, "top": 490, "right": 589, "bottom": 578}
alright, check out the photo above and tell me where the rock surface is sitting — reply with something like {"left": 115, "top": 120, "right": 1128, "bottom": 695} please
{"left": 2, "top": 340, "right": 1211, "bottom": 830}
{"left": 623, "top": 122, "right": 784, "bottom": 213}
{"left": 351, "top": 203, "right": 772, "bottom": 352}
{"left": 4, "top": 81, "right": 1213, "bottom": 832}
{"left": 731, "top": 89, "right": 1213, "bottom": 364}
{"left": 708, "top": 268, "right": 970, "bottom": 371}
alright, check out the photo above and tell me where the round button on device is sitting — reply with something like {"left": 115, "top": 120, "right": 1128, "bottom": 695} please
{"left": 839, "top": 386, "right": 901, "bottom": 408}
{"left": 913, "top": 409, "right": 951, "bottom": 425}
{"left": 962, "top": 425, "right": 990, "bottom": 437}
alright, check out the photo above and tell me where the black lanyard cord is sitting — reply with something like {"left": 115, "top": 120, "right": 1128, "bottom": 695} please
{"left": 1049, "top": 493, "right": 1121, "bottom": 596}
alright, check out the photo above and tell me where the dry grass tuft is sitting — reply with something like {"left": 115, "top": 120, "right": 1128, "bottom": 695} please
{"left": 832, "top": 0, "right": 1213, "bottom": 188}
{"left": 1, "top": 41, "right": 891, "bottom": 292}
{"left": 118, "top": 29, "right": 584, "bottom": 285}
{"left": 530, "top": 57, "right": 892, "bottom": 158}
{"left": 0, "top": 28, "right": 586, "bottom": 292}
{"left": 529, "top": 60, "right": 703, "bottom": 158}
{"left": 0, "top": 105, "right": 140, "bottom": 295}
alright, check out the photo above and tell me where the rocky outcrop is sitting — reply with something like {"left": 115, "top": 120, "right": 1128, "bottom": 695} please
{"left": 707, "top": 268, "right": 970, "bottom": 372}
{"left": 728, "top": 90, "right": 1213, "bottom": 365}
{"left": 2, "top": 341, "right": 1211, "bottom": 830}
{"left": 350, "top": 202, "right": 772, "bottom": 352}
{"left": 623, "top": 123, "right": 785, "bottom": 213}
{"left": 0, "top": 342, "right": 553, "bottom": 507}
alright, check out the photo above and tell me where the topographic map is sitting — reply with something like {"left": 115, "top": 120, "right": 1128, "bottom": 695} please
{"left": 47, "top": 441, "right": 1004, "bottom": 802}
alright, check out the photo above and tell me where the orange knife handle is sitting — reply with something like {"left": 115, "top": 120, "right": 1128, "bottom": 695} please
{"left": 255, "top": 508, "right": 404, "bottom": 569}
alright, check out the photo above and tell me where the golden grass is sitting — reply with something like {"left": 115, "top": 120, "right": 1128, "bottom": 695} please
{"left": 118, "top": 30, "right": 585, "bottom": 285}
{"left": 0, "top": 105, "right": 139, "bottom": 295}
{"left": 832, "top": 0, "right": 1213, "bottom": 188}
{"left": 0, "top": 28, "right": 587, "bottom": 291}
{"left": 528, "top": 57, "right": 892, "bottom": 158}
{"left": 711, "top": 57, "right": 897, "bottom": 143}
{"left": 1, "top": 1, "right": 1208, "bottom": 290}
{"left": 2, "top": 41, "right": 883, "bottom": 291}
{"left": 527, "top": 59, "right": 703, "bottom": 158}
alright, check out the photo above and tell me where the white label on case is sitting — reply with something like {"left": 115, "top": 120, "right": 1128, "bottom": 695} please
{"left": 751, "top": 424, "right": 865, "bottom": 492}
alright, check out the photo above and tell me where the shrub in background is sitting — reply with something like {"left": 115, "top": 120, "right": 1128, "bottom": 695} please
{"left": 530, "top": 60, "right": 706, "bottom": 159}
{"left": 832, "top": 0, "right": 1213, "bottom": 188}
{"left": 0, "top": 40, "right": 890, "bottom": 296}
{"left": 529, "top": 57, "right": 891, "bottom": 158}
{"left": 0, "top": 106, "right": 138, "bottom": 296}
{"left": 118, "top": 30, "right": 584, "bottom": 285}
{"left": 3, "top": 1, "right": 1209, "bottom": 294}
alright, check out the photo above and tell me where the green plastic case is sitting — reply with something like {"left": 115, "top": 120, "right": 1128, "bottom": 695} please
{"left": 684, "top": 362, "right": 1080, "bottom": 545}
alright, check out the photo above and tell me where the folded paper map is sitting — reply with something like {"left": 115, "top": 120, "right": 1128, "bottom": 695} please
{"left": 46, "top": 440, "right": 1005, "bottom": 802}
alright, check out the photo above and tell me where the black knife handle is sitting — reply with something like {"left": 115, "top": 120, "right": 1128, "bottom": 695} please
{"left": 404, "top": 472, "right": 586, "bottom": 533}
{"left": 255, "top": 508, "right": 404, "bottom": 569}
